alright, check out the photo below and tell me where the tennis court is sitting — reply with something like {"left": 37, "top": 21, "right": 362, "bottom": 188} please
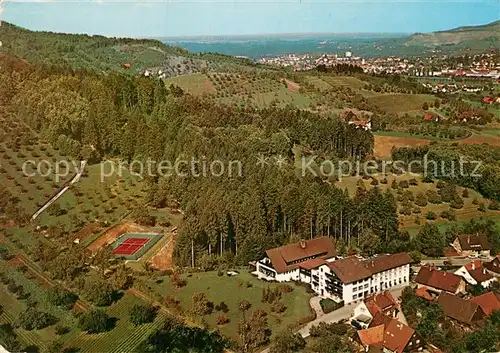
{"left": 112, "top": 237, "right": 151, "bottom": 256}
{"left": 111, "top": 232, "right": 163, "bottom": 260}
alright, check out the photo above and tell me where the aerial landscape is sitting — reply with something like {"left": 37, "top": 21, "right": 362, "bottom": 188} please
{"left": 0, "top": 1, "right": 499, "bottom": 352}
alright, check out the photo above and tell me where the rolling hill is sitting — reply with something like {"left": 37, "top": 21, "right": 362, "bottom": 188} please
{"left": 406, "top": 20, "right": 500, "bottom": 48}
{"left": 0, "top": 22, "right": 254, "bottom": 76}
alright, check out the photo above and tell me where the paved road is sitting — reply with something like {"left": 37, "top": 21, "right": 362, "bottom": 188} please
{"left": 259, "top": 286, "right": 407, "bottom": 353}
{"left": 31, "top": 160, "right": 87, "bottom": 221}
{"left": 420, "top": 258, "right": 486, "bottom": 267}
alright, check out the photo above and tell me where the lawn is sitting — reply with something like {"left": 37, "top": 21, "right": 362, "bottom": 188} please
{"left": 366, "top": 94, "right": 435, "bottom": 114}
{"left": 320, "top": 76, "right": 367, "bottom": 90}
{"left": 144, "top": 270, "right": 314, "bottom": 340}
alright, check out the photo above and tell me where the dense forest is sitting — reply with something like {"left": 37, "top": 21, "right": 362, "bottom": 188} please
{"left": 0, "top": 53, "right": 401, "bottom": 267}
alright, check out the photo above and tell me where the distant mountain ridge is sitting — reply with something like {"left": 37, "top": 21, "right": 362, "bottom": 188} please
{"left": 406, "top": 20, "right": 500, "bottom": 47}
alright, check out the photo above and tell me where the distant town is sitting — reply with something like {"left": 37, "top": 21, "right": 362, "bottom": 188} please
{"left": 258, "top": 51, "right": 500, "bottom": 79}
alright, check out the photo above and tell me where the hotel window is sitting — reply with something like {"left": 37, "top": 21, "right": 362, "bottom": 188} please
{"left": 364, "top": 284, "right": 368, "bottom": 289}
{"left": 353, "top": 294, "right": 358, "bottom": 299}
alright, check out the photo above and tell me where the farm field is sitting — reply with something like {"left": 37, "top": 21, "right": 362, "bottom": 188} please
{"left": 373, "top": 133, "right": 431, "bottom": 158}
{"left": 459, "top": 131, "right": 500, "bottom": 146}
{"left": 336, "top": 173, "right": 497, "bottom": 228}
{"left": 366, "top": 94, "right": 435, "bottom": 114}
{"left": 35, "top": 163, "right": 147, "bottom": 234}
{"left": 144, "top": 270, "right": 314, "bottom": 340}
{"left": 321, "top": 75, "right": 368, "bottom": 89}
{"left": 164, "top": 73, "right": 216, "bottom": 96}
{"left": 65, "top": 293, "right": 166, "bottom": 353}
{"left": 0, "top": 140, "right": 73, "bottom": 217}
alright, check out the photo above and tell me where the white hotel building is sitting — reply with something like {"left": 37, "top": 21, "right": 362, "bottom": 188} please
{"left": 255, "top": 237, "right": 412, "bottom": 304}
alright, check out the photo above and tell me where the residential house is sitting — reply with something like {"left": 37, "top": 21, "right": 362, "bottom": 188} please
{"left": 454, "top": 260, "right": 497, "bottom": 288}
{"left": 484, "top": 255, "right": 500, "bottom": 276}
{"left": 357, "top": 317, "right": 424, "bottom": 353}
{"left": 348, "top": 120, "right": 372, "bottom": 131}
{"left": 313, "top": 253, "right": 412, "bottom": 304}
{"left": 451, "top": 235, "right": 491, "bottom": 257}
{"left": 353, "top": 290, "right": 400, "bottom": 328}
{"left": 415, "top": 266, "right": 466, "bottom": 295}
{"left": 424, "top": 113, "right": 439, "bottom": 122}
{"left": 470, "top": 292, "right": 500, "bottom": 316}
{"left": 255, "top": 237, "right": 337, "bottom": 282}
{"left": 437, "top": 292, "right": 485, "bottom": 325}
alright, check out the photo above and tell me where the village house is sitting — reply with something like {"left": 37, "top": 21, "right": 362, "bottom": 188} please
{"left": 415, "top": 266, "right": 466, "bottom": 295}
{"left": 451, "top": 235, "right": 491, "bottom": 257}
{"left": 352, "top": 290, "right": 400, "bottom": 328}
{"left": 424, "top": 113, "right": 439, "bottom": 122}
{"left": 470, "top": 292, "right": 500, "bottom": 316}
{"left": 454, "top": 260, "right": 497, "bottom": 288}
{"left": 255, "top": 239, "right": 412, "bottom": 304}
{"left": 484, "top": 255, "right": 500, "bottom": 276}
{"left": 357, "top": 316, "right": 424, "bottom": 353}
{"left": 437, "top": 292, "right": 485, "bottom": 326}
{"left": 255, "top": 236, "right": 337, "bottom": 282}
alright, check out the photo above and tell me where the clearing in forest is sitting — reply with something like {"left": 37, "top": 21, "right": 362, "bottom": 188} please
{"left": 373, "top": 134, "right": 430, "bottom": 158}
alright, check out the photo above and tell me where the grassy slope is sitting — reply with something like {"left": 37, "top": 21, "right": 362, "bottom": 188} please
{"left": 366, "top": 94, "right": 435, "bottom": 114}
{"left": 145, "top": 271, "right": 313, "bottom": 340}
{"left": 406, "top": 20, "right": 500, "bottom": 47}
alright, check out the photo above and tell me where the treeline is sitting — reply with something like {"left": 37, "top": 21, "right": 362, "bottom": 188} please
{"left": 392, "top": 143, "right": 500, "bottom": 202}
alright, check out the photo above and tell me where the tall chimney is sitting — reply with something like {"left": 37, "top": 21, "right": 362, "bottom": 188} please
{"left": 472, "top": 262, "right": 475, "bottom": 271}
{"left": 300, "top": 239, "right": 306, "bottom": 249}
{"left": 467, "top": 235, "right": 470, "bottom": 244}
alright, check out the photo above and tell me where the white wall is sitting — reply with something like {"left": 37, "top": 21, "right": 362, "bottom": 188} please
{"left": 454, "top": 266, "right": 477, "bottom": 285}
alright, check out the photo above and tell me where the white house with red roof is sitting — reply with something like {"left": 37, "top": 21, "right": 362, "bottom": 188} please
{"left": 454, "top": 260, "right": 497, "bottom": 288}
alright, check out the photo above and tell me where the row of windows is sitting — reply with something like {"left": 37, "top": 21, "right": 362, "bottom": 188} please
{"left": 353, "top": 283, "right": 369, "bottom": 292}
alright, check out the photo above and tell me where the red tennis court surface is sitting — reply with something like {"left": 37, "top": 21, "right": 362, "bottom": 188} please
{"left": 113, "top": 237, "right": 151, "bottom": 255}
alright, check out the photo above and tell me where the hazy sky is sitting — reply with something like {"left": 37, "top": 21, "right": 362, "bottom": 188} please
{"left": 3, "top": 0, "right": 499, "bottom": 38}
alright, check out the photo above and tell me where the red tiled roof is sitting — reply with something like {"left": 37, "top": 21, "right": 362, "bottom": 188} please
{"left": 415, "top": 287, "right": 434, "bottom": 301}
{"left": 363, "top": 253, "right": 412, "bottom": 275}
{"left": 383, "top": 318, "right": 415, "bottom": 353}
{"left": 358, "top": 325, "right": 385, "bottom": 348}
{"left": 468, "top": 267, "right": 494, "bottom": 284}
{"left": 369, "top": 311, "right": 393, "bottom": 328}
{"left": 437, "top": 292, "right": 484, "bottom": 324}
{"left": 464, "top": 260, "right": 482, "bottom": 271}
{"left": 457, "top": 235, "right": 491, "bottom": 251}
{"left": 471, "top": 292, "right": 500, "bottom": 316}
{"left": 484, "top": 257, "right": 500, "bottom": 275}
{"left": 424, "top": 113, "right": 435, "bottom": 121}
{"left": 265, "top": 236, "right": 336, "bottom": 273}
{"left": 415, "top": 266, "right": 463, "bottom": 293}
{"left": 364, "top": 290, "right": 399, "bottom": 316}
{"left": 299, "top": 258, "right": 326, "bottom": 270}
{"left": 360, "top": 318, "right": 415, "bottom": 353}
{"left": 327, "top": 256, "right": 372, "bottom": 284}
